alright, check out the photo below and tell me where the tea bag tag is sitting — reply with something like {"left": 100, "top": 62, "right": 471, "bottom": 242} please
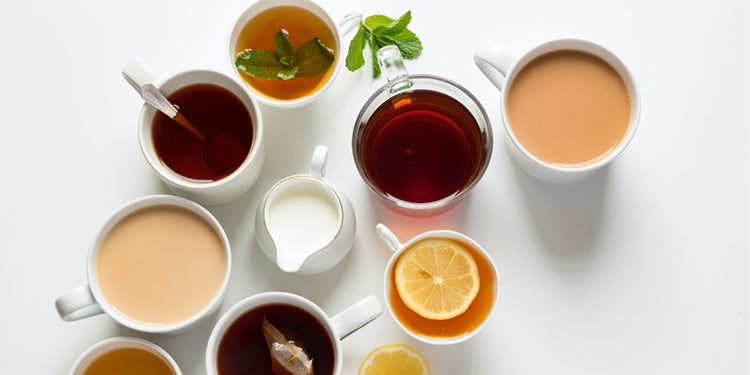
{"left": 262, "top": 318, "right": 314, "bottom": 375}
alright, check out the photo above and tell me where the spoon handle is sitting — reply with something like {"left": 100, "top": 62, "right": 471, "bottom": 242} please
{"left": 122, "top": 59, "right": 178, "bottom": 118}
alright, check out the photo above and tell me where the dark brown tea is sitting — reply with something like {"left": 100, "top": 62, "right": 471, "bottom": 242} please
{"left": 217, "top": 303, "right": 335, "bottom": 375}
{"left": 152, "top": 83, "right": 253, "bottom": 182}
{"left": 358, "top": 90, "right": 484, "bottom": 204}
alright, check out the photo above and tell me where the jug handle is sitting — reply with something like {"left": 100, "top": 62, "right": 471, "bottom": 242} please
{"left": 473, "top": 42, "right": 515, "bottom": 91}
{"left": 55, "top": 284, "right": 104, "bottom": 321}
{"left": 331, "top": 295, "right": 382, "bottom": 340}
{"left": 310, "top": 145, "right": 328, "bottom": 178}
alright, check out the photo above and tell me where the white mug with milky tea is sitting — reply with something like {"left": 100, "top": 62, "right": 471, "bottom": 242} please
{"left": 55, "top": 195, "right": 231, "bottom": 334}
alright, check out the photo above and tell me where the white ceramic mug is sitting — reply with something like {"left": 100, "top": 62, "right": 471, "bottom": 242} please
{"left": 55, "top": 195, "right": 232, "bottom": 334}
{"left": 205, "top": 292, "right": 382, "bottom": 375}
{"left": 227, "top": 0, "right": 362, "bottom": 108}
{"left": 69, "top": 337, "right": 181, "bottom": 375}
{"left": 255, "top": 145, "right": 356, "bottom": 275}
{"left": 375, "top": 224, "right": 499, "bottom": 345}
{"left": 123, "top": 60, "right": 265, "bottom": 206}
{"left": 473, "top": 39, "right": 640, "bottom": 183}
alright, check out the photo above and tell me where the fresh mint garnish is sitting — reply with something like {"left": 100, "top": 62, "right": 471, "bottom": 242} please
{"left": 236, "top": 30, "right": 334, "bottom": 80}
{"left": 345, "top": 11, "right": 422, "bottom": 78}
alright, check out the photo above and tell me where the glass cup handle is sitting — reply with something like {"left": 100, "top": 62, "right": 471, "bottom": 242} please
{"left": 377, "top": 45, "right": 412, "bottom": 93}
{"left": 55, "top": 284, "right": 104, "bottom": 321}
{"left": 473, "top": 42, "right": 516, "bottom": 91}
{"left": 330, "top": 295, "right": 382, "bottom": 340}
{"left": 309, "top": 145, "right": 328, "bottom": 178}
{"left": 337, "top": 8, "right": 363, "bottom": 36}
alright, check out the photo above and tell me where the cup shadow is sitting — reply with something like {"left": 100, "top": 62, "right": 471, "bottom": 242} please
{"left": 509, "top": 156, "right": 611, "bottom": 261}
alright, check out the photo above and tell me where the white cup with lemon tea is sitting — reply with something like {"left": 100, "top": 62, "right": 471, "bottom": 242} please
{"left": 375, "top": 224, "right": 499, "bottom": 345}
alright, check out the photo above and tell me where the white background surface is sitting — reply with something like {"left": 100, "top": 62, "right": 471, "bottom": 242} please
{"left": 0, "top": 0, "right": 747, "bottom": 374}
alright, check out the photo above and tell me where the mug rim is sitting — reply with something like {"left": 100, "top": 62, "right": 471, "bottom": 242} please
{"left": 137, "top": 69, "right": 264, "bottom": 191}
{"left": 382, "top": 229, "right": 500, "bottom": 345}
{"left": 261, "top": 175, "right": 345, "bottom": 271}
{"left": 205, "top": 291, "right": 343, "bottom": 375}
{"left": 352, "top": 74, "right": 494, "bottom": 214}
{"left": 86, "top": 194, "right": 232, "bottom": 334}
{"left": 68, "top": 336, "right": 182, "bottom": 375}
{"left": 500, "top": 38, "right": 641, "bottom": 174}
{"left": 226, "top": 0, "right": 344, "bottom": 108}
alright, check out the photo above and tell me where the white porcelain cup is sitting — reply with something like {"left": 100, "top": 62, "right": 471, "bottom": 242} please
{"left": 69, "top": 337, "right": 181, "bottom": 375}
{"left": 205, "top": 292, "right": 382, "bottom": 375}
{"left": 227, "top": 0, "right": 362, "bottom": 108}
{"left": 55, "top": 195, "right": 232, "bottom": 334}
{"left": 473, "top": 39, "right": 640, "bottom": 183}
{"left": 124, "top": 60, "right": 265, "bottom": 206}
{"left": 255, "top": 145, "right": 356, "bottom": 275}
{"left": 375, "top": 224, "right": 499, "bottom": 345}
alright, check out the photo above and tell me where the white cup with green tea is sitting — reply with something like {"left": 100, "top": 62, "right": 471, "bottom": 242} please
{"left": 228, "top": 0, "right": 362, "bottom": 108}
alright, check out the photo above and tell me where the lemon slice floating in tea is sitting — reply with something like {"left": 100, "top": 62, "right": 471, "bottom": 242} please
{"left": 358, "top": 344, "right": 430, "bottom": 375}
{"left": 395, "top": 238, "right": 480, "bottom": 320}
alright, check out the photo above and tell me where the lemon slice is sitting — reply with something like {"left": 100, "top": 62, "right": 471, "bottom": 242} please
{"left": 395, "top": 238, "right": 480, "bottom": 320}
{"left": 358, "top": 344, "right": 430, "bottom": 375}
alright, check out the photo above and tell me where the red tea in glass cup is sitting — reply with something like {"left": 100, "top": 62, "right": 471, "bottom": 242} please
{"left": 353, "top": 46, "right": 493, "bottom": 216}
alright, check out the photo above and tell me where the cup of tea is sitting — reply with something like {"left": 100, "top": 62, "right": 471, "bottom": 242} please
{"left": 205, "top": 292, "right": 382, "bottom": 375}
{"left": 255, "top": 145, "right": 356, "bottom": 275}
{"left": 123, "top": 60, "right": 265, "bottom": 206}
{"left": 55, "top": 195, "right": 231, "bottom": 334}
{"left": 228, "top": 0, "right": 362, "bottom": 108}
{"left": 473, "top": 39, "right": 641, "bottom": 183}
{"left": 69, "top": 337, "right": 181, "bottom": 375}
{"left": 352, "top": 46, "right": 493, "bottom": 215}
{"left": 375, "top": 224, "right": 499, "bottom": 345}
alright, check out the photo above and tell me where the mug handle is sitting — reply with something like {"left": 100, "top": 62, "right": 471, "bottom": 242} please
{"left": 55, "top": 284, "right": 104, "bottom": 321}
{"left": 337, "top": 8, "right": 363, "bottom": 36}
{"left": 375, "top": 223, "right": 403, "bottom": 253}
{"left": 473, "top": 42, "right": 516, "bottom": 91}
{"left": 331, "top": 295, "right": 382, "bottom": 340}
{"left": 309, "top": 145, "right": 328, "bottom": 178}
{"left": 377, "top": 46, "right": 412, "bottom": 93}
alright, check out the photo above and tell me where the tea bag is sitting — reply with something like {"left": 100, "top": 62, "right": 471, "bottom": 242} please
{"left": 262, "top": 317, "right": 315, "bottom": 375}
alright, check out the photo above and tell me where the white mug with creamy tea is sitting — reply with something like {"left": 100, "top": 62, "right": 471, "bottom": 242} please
{"left": 55, "top": 195, "right": 231, "bottom": 334}
{"left": 474, "top": 39, "right": 640, "bottom": 183}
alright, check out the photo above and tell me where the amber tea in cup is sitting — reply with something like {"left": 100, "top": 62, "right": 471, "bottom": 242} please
{"left": 82, "top": 347, "right": 175, "bottom": 375}
{"left": 152, "top": 83, "right": 254, "bottom": 182}
{"left": 359, "top": 90, "right": 485, "bottom": 204}
{"left": 387, "top": 237, "right": 496, "bottom": 340}
{"left": 232, "top": 5, "right": 336, "bottom": 101}
{"left": 353, "top": 46, "right": 492, "bottom": 215}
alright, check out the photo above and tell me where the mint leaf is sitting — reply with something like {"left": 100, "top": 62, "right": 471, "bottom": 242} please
{"left": 346, "top": 27, "right": 367, "bottom": 71}
{"left": 377, "top": 34, "right": 422, "bottom": 59}
{"left": 372, "top": 11, "right": 411, "bottom": 36}
{"left": 365, "top": 31, "right": 382, "bottom": 78}
{"left": 295, "top": 38, "right": 335, "bottom": 78}
{"left": 364, "top": 14, "right": 396, "bottom": 29}
{"left": 235, "top": 29, "right": 335, "bottom": 80}
{"left": 274, "top": 30, "right": 295, "bottom": 63}
{"left": 345, "top": 11, "right": 422, "bottom": 78}
{"left": 235, "top": 50, "right": 289, "bottom": 80}
{"left": 278, "top": 66, "right": 299, "bottom": 80}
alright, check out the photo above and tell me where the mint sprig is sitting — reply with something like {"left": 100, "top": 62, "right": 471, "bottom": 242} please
{"left": 345, "top": 11, "right": 422, "bottom": 78}
{"left": 236, "top": 30, "right": 334, "bottom": 80}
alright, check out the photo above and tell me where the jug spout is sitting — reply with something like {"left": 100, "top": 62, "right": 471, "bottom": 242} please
{"left": 275, "top": 246, "right": 316, "bottom": 273}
